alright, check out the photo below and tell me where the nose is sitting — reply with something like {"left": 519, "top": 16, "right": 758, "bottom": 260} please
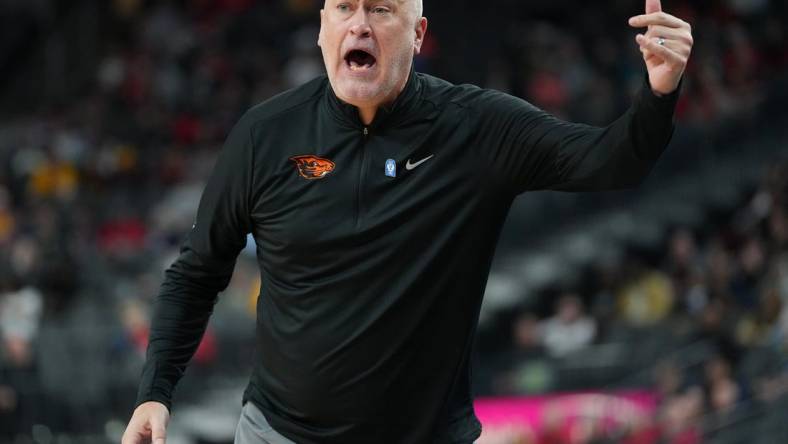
{"left": 348, "top": 10, "right": 372, "bottom": 38}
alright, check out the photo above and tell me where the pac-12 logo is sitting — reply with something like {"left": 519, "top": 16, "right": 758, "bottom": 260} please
{"left": 289, "top": 155, "right": 336, "bottom": 180}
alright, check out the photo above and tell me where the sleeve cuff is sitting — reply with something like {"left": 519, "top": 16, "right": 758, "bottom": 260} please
{"left": 638, "top": 71, "right": 683, "bottom": 115}
{"left": 135, "top": 360, "right": 174, "bottom": 413}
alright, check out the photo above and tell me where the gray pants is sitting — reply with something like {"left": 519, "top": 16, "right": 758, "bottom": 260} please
{"left": 234, "top": 402, "right": 477, "bottom": 444}
{"left": 234, "top": 402, "right": 297, "bottom": 444}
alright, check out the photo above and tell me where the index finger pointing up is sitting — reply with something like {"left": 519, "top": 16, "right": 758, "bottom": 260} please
{"left": 646, "top": 0, "right": 662, "bottom": 13}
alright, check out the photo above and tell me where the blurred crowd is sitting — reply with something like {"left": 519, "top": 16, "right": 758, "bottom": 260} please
{"left": 482, "top": 164, "right": 788, "bottom": 443}
{"left": 0, "top": 0, "right": 787, "bottom": 442}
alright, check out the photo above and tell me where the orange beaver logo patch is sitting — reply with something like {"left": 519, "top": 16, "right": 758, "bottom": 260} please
{"left": 289, "top": 155, "right": 336, "bottom": 180}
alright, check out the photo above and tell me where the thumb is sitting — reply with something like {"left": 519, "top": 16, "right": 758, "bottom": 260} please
{"left": 645, "top": 0, "right": 661, "bottom": 14}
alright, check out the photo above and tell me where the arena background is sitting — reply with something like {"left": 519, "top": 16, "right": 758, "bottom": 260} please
{"left": 1, "top": 0, "right": 787, "bottom": 443}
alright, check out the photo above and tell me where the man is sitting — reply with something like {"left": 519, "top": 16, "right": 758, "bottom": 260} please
{"left": 122, "top": 0, "right": 693, "bottom": 443}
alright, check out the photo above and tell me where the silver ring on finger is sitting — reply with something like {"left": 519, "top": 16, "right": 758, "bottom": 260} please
{"left": 657, "top": 36, "right": 666, "bottom": 46}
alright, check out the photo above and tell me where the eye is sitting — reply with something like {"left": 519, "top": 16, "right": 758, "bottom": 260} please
{"left": 371, "top": 6, "right": 390, "bottom": 14}
{"left": 336, "top": 3, "right": 351, "bottom": 12}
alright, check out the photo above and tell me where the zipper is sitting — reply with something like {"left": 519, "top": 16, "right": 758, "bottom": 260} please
{"left": 355, "top": 126, "right": 369, "bottom": 228}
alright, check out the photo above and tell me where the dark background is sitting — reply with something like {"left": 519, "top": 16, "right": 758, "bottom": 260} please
{"left": 1, "top": 0, "right": 786, "bottom": 443}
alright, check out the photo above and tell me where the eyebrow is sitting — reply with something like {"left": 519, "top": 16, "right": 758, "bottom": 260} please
{"left": 330, "top": 0, "right": 404, "bottom": 10}
{"left": 341, "top": 0, "right": 399, "bottom": 6}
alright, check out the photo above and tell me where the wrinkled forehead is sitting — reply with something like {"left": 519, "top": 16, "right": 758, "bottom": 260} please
{"left": 323, "top": 0, "right": 423, "bottom": 18}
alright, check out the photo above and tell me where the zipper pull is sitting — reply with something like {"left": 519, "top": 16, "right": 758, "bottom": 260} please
{"left": 363, "top": 127, "right": 369, "bottom": 137}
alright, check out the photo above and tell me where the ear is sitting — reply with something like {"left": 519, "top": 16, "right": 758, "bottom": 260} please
{"left": 413, "top": 17, "right": 428, "bottom": 55}
{"left": 317, "top": 9, "right": 325, "bottom": 47}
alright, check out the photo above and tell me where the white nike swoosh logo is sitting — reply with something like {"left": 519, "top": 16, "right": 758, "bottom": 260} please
{"left": 405, "top": 154, "right": 435, "bottom": 170}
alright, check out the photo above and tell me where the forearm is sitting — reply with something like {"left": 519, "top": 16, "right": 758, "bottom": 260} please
{"left": 135, "top": 246, "right": 236, "bottom": 411}
{"left": 474, "top": 71, "right": 682, "bottom": 194}
{"left": 550, "top": 73, "right": 681, "bottom": 191}
{"left": 134, "top": 109, "right": 255, "bottom": 410}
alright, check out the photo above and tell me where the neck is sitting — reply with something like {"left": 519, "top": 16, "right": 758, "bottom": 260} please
{"left": 358, "top": 106, "right": 377, "bottom": 125}
{"left": 350, "top": 67, "right": 414, "bottom": 126}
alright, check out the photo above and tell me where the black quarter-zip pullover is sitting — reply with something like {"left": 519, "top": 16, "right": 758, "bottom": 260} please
{"left": 136, "top": 68, "right": 681, "bottom": 444}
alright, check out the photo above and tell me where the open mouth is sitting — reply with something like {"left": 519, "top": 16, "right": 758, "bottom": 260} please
{"left": 344, "top": 49, "right": 377, "bottom": 71}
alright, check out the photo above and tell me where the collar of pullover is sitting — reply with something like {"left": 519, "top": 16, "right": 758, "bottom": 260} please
{"left": 324, "top": 65, "right": 423, "bottom": 131}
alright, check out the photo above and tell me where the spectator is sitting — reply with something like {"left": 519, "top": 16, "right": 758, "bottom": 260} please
{"left": 617, "top": 265, "right": 674, "bottom": 327}
{"left": 541, "top": 294, "right": 596, "bottom": 358}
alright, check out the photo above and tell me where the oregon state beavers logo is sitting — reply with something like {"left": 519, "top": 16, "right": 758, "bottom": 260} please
{"left": 289, "top": 155, "right": 336, "bottom": 180}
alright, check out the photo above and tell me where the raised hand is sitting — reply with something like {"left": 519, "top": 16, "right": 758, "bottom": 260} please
{"left": 629, "top": 0, "right": 693, "bottom": 96}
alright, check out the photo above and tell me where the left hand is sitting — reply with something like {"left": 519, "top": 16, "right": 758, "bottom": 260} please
{"left": 628, "top": 0, "right": 693, "bottom": 96}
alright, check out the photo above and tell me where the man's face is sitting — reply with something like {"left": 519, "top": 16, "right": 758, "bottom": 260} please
{"left": 318, "top": 0, "right": 427, "bottom": 109}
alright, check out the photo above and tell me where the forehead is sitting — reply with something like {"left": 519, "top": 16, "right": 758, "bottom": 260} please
{"left": 324, "top": 0, "right": 412, "bottom": 7}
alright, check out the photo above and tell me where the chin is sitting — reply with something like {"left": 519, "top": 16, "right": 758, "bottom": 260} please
{"left": 335, "top": 80, "right": 386, "bottom": 106}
